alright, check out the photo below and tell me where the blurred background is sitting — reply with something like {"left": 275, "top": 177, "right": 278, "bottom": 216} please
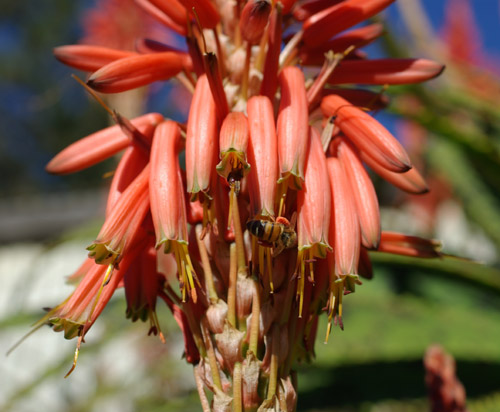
{"left": 1, "top": 0, "right": 500, "bottom": 411}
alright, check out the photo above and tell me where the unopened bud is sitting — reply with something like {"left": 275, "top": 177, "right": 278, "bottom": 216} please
{"left": 240, "top": 0, "right": 272, "bottom": 44}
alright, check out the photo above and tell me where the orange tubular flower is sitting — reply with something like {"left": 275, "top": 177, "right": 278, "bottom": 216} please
{"left": 41, "top": 240, "right": 144, "bottom": 358}
{"left": 239, "top": 0, "right": 272, "bottom": 44}
{"left": 296, "top": 128, "right": 332, "bottom": 315}
{"left": 360, "top": 150, "right": 429, "bottom": 194}
{"left": 39, "top": 0, "right": 449, "bottom": 404}
{"left": 53, "top": 45, "right": 136, "bottom": 72}
{"left": 327, "top": 157, "right": 360, "bottom": 277}
{"left": 149, "top": 121, "right": 197, "bottom": 302}
{"left": 88, "top": 165, "right": 150, "bottom": 265}
{"left": 185, "top": 74, "right": 219, "bottom": 199}
{"left": 147, "top": 0, "right": 187, "bottom": 27}
{"left": 302, "top": 0, "right": 396, "bottom": 46}
{"left": 134, "top": 0, "right": 187, "bottom": 35}
{"left": 46, "top": 113, "right": 162, "bottom": 175}
{"left": 321, "top": 88, "right": 390, "bottom": 112}
{"left": 150, "top": 121, "right": 187, "bottom": 247}
{"left": 321, "top": 94, "right": 412, "bottom": 173}
{"left": 216, "top": 112, "right": 250, "bottom": 188}
{"left": 297, "top": 128, "right": 331, "bottom": 259}
{"left": 87, "top": 51, "right": 191, "bottom": 93}
{"left": 246, "top": 95, "right": 279, "bottom": 217}
{"left": 335, "top": 138, "right": 381, "bottom": 249}
{"left": 277, "top": 66, "right": 309, "bottom": 190}
{"left": 328, "top": 59, "right": 445, "bottom": 85}
{"left": 124, "top": 242, "right": 166, "bottom": 338}
{"left": 106, "top": 146, "right": 148, "bottom": 215}
{"left": 299, "top": 23, "right": 384, "bottom": 66}
{"left": 378, "top": 231, "right": 442, "bottom": 258}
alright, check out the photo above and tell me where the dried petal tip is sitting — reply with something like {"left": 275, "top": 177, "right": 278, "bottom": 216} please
{"left": 239, "top": 0, "right": 272, "bottom": 44}
{"left": 216, "top": 112, "right": 251, "bottom": 190}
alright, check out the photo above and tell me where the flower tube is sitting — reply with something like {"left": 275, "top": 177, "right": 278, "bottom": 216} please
{"left": 277, "top": 66, "right": 309, "bottom": 190}
{"left": 246, "top": 95, "right": 279, "bottom": 218}
{"left": 149, "top": 121, "right": 198, "bottom": 302}
{"left": 335, "top": 137, "right": 380, "bottom": 249}
{"left": 321, "top": 94, "right": 412, "bottom": 172}
{"left": 87, "top": 51, "right": 191, "bottom": 93}
{"left": 302, "top": 0, "right": 396, "bottom": 46}
{"left": 46, "top": 113, "right": 162, "bottom": 175}
{"left": 185, "top": 74, "right": 219, "bottom": 199}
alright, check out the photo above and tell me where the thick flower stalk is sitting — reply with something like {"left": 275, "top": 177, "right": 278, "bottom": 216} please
{"left": 36, "top": 0, "right": 446, "bottom": 410}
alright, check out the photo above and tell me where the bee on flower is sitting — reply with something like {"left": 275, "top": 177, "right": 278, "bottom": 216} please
{"left": 25, "top": 0, "right": 448, "bottom": 410}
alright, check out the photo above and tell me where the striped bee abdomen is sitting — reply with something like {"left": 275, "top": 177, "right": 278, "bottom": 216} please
{"left": 246, "top": 220, "right": 283, "bottom": 242}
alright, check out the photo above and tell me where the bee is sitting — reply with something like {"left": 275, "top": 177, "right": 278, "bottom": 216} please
{"left": 246, "top": 214, "right": 297, "bottom": 256}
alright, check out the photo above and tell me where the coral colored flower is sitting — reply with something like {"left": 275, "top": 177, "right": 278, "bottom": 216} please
{"left": 88, "top": 165, "right": 150, "bottom": 265}
{"left": 87, "top": 52, "right": 191, "bottom": 93}
{"left": 149, "top": 121, "right": 198, "bottom": 302}
{"left": 46, "top": 113, "right": 162, "bottom": 175}
{"left": 378, "top": 231, "right": 442, "bottom": 258}
{"left": 329, "top": 58, "right": 445, "bottom": 85}
{"left": 334, "top": 137, "right": 381, "bottom": 249}
{"left": 216, "top": 112, "right": 250, "bottom": 188}
{"left": 321, "top": 94, "right": 412, "bottom": 172}
{"left": 360, "top": 149, "right": 429, "bottom": 194}
{"left": 327, "top": 157, "right": 360, "bottom": 277}
{"left": 106, "top": 146, "right": 149, "bottom": 215}
{"left": 246, "top": 95, "right": 279, "bottom": 217}
{"left": 302, "top": 0, "right": 395, "bottom": 46}
{"left": 185, "top": 74, "right": 218, "bottom": 198}
{"left": 53, "top": 45, "right": 136, "bottom": 73}
{"left": 37, "top": 0, "right": 448, "bottom": 406}
{"left": 277, "top": 66, "right": 309, "bottom": 190}
{"left": 297, "top": 127, "right": 331, "bottom": 259}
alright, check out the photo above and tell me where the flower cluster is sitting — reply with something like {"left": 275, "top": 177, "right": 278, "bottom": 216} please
{"left": 42, "top": 0, "right": 444, "bottom": 409}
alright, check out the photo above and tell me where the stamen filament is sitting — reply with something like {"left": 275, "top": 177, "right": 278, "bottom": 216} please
{"left": 196, "top": 224, "right": 218, "bottom": 304}
{"left": 227, "top": 243, "right": 238, "bottom": 328}
{"left": 248, "top": 282, "right": 261, "bottom": 355}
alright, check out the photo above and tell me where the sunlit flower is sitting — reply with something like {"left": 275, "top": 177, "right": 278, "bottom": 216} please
{"left": 32, "top": 0, "right": 447, "bottom": 408}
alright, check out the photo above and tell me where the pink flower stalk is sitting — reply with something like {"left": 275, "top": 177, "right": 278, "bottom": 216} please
{"left": 34, "top": 0, "right": 448, "bottom": 408}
